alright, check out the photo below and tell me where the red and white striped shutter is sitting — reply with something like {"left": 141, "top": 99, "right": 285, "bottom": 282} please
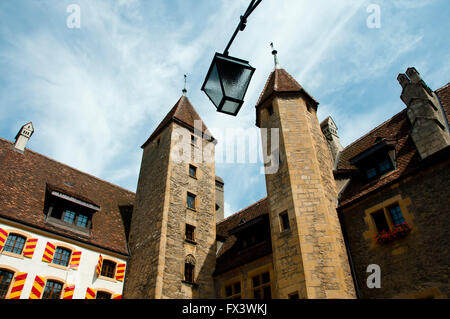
{"left": 23, "top": 238, "right": 38, "bottom": 258}
{"left": 0, "top": 228, "right": 9, "bottom": 251}
{"left": 8, "top": 272, "right": 28, "bottom": 299}
{"left": 115, "top": 263, "right": 126, "bottom": 281}
{"left": 63, "top": 285, "right": 75, "bottom": 299}
{"left": 29, "top": 275, "right": 46, "bottom": 299}
{"left": 69, "top": 251, "right": 82, "bottom": 270}
{"left": 41, "top": 241, "right": 56, "bottom": 263}
{"left": 95, "top": 254, "right": 103, "bottom": 276}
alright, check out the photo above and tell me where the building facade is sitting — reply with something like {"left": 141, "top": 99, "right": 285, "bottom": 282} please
{"left": 0, "top": 61, "right": 448, "bottom": 299}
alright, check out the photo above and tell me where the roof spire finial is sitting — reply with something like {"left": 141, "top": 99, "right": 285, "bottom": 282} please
{"left": 270, "top": 42, "right": 281, "bottom": 70}
{"left": 182, "top": 74, "right": 187, "bottom": 96}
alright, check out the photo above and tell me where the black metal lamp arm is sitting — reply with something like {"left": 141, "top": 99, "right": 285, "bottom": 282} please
{"left": 223, "top": 0, "right": 262, "bottom": 56}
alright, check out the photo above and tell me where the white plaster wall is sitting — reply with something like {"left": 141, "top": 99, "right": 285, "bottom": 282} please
{"left": 0, "top": 221, "right": 126, "bottom": 299}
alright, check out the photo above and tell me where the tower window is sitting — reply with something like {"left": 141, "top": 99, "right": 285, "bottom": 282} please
{"left": 191, "top": 135, "right": 198, "bottom": 145}
{"left": 0, "top": 269, "right": 14, "bottom": 299}
{"left": 268, "top": 105, "right": 274, "bottom": 116}
{"left": 185, "top": 224, "right": 195, "bottom": 242}
{"left": 42, "top": 280, "right": 63, "bottom": 299}
{"left": 101, "top": 260, "right": 117, "bottom": 279}
{"left": 4, "top": 234, "right": 26, "bottom": 255}
{"left": 187, "top": 192, "right": 196, "bottom": 210}
{"left": 279, "top": 211, "right": 290, "bottom": 231}
{"left": 189, "top": 165, "right": 197, "bottom": 178}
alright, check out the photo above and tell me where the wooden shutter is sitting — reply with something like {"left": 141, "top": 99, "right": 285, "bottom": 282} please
{"left": 70, "top": 251, "right": 82, "bottom": 270}
{"left": 95, "top": 254, "right": 103, "bottom": 276}
{"left": 8, "top": 272, "right": 28, "bottom": 299}
{"left": 0, "top": 228, "right": 8, "bottom": 251}
{"left": 85, "top": 287, "right": 96, "bottom": 299}
{"left": 115, "top": 263, "right": 126, "bottom": 281}
{"left": 41, "top": 241, "right": 56, "bottom": 263}
{"left": 23, "top": 238, "right": 38, "bottom": 258}
{"left": 63, "top": 285, "right": 75, "bottom": 299}
{"left": 29, "top": 275, "right": 45, "bottom": 299}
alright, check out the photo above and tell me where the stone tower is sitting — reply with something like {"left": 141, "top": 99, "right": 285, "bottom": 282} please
{"left": 255, "top": 52, "right": 356, "bottom": 299}
{"left": 124, "top": 95, "right": 217, "bottom": 299}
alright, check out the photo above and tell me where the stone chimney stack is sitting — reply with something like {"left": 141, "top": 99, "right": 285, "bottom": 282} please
{"left": 320, "top": 116, "right": 343, "bottom": 165}
{"left": 398, "top": 67, "right": 450, "bottom": 159}
{"left": 14, "top": 122, "right": 34, "bottom": 152}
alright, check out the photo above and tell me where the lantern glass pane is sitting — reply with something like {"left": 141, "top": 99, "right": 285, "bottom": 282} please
{"left": 218, "top": 59, "right": 252, "bottom": 100}
{"left": 222, "top": 100, "right": 240, "bottom": 114}
{"left": 203, "top": 63, "right": 223, "bottom": 108}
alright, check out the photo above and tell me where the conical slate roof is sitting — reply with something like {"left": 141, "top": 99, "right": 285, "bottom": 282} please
{"left": 142, "top": 95, "right": 213, "bottom": 148}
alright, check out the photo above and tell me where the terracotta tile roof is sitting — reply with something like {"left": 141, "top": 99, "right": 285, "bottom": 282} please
{"left": 0, "top": 138, "right": 135, "bottom": 256}
{"left": 255, "top": 68, "right": 319, "bottom": 108}
{"left": 215, "top": 198, "right": 271, "bottom": 276}
{"left": 141, "top": 95, "right": 213, "bottom": 148}
{"left": 337, "top": 83, "right": 450, "bottom": 207}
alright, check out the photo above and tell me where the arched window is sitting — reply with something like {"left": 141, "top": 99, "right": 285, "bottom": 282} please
{"left": 42, "top": 280, "right": 64, "bottom": 299}
{"left": 52, "top": 247, "right": 72, "bottom": 267}
{"left": 184, "top": 255, "right": 196, "bottom": 283}
{"left": 4, "top": 234, "right": 26, "bottom": 255}
{"left": 0, "top": 269, "right": 14, "bottom": 299}
{"left": 101, "top": 260, "right": 117, "bottom": 279}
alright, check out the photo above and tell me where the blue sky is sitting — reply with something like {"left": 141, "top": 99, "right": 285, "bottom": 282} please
{"left": 1, "top": 0, "right": 449, "bottom": 218}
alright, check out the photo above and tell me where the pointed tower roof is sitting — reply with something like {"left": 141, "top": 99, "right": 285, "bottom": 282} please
{"left": 255, "top": 68, "right": 319, "bottom": 127}
{"left": 141, "top": 95, "right": 214, "bottom": 148}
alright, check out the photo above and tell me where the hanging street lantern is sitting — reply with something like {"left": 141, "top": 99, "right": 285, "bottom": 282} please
{"left": 201, "top": 53, "right": 255, "bottom": 116}
{"left": 201, "top": 0, "right": 262, "bottom": 116}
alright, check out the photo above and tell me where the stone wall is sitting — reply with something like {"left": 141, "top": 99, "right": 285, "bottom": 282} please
{"left": 340, "top": 158, "right": 450, "bottom": 298}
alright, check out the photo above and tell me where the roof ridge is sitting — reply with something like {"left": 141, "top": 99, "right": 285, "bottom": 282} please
{"left": 0, "top": 137, "right": 136, "bottom": 195}
{"left": 218, "top": 197, "right": 268, "bottom": 225}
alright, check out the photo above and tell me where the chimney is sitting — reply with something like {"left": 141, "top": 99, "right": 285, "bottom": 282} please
{"left": 14, "top": 122, "right": 34, "bottom": 152}
{"left": 320, "top": 116, "right": 343, "bottom": 166}
{"left": 215, "top": 176, "right": 224, "bottom": 222}
{"left": 398, "top": 67, "right": 450, "bottom": 159}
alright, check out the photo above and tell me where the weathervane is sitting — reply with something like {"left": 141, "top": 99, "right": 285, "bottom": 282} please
{"left": 182, "top": 74, "right": 187, "bottom": 96}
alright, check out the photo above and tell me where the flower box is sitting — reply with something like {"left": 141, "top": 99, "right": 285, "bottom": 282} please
{"left": 375, "top": 222, "right": 411, "bottom": 244}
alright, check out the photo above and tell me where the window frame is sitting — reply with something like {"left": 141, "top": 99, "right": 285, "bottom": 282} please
{"left": 185, "top": 224, "right": 196, "bottom": 243}
{"left": 42, "top": 279, "right": 64, "bottom": 300}
{"left": 224, "top": 280, "right": 242, "bottom": 299}
{"left": 251, "top": 271, "right": 272, "bottom": 299}
{"left": 0, "top": 268, "right": 15, "bottom": 299}
{"left": 100, "top": 259, "right": 117, "bottom": 279}
{"left": 279, "top": 211, "right": 290, "bottom": 232}
{"left": 186, "top": 192, "right": 197, "bottom": 211}
{"left": 51, "top": 246, "right": 73, "bottom": 268}
{"left": 3, "top": 233, "right": 27, "bottom": 256}
{"left": 188, "top": 164, "right": 197, "bottom": 179}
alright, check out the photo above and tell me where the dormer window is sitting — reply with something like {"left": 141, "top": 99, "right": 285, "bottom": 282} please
{"left": 44, "top": 184, "right": 99, "bottom": 235}
{"left": 350, "top": 139, "right": 396, "bottom": 182}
